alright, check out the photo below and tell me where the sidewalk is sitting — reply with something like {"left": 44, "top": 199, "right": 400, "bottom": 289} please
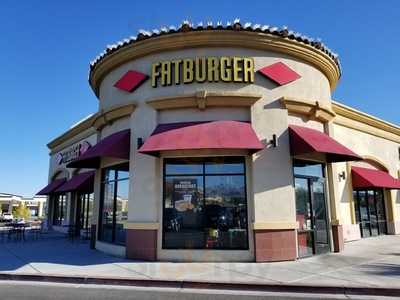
{"left": 0, "top": 232, "right": 399, "bottom": 290}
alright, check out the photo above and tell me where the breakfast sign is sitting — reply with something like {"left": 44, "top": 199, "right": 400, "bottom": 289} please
{"left": 113, "top": 56, "right": 300, "bottom": 92}
{"left": 172, "top": 179, "right": 198, "bottom": 212}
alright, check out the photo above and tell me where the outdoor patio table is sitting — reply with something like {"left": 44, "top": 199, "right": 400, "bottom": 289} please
{"left": 9, "top": 223, "right": 28, "bottom": 241}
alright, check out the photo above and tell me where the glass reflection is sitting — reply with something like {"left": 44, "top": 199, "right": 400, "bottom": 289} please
{"left": 293, "top": 160, "right": 329, "bottom": 258}
{"left": 295, "top": 178, "right": 313, "bottom": 257}
{"left": 293, "top": 161, "right": 324, "bottom": 178}
{"left": 78, "top": 193, "right": 93, "bottom": 232}
{"left": 163, "top": 157, "right": 248, "bottom": 250}
{"left": 53, "top": 194, "right": 67, "bottom": 226}
{"left": 115, "top": 180, "right": 128, "bottom": 245}
{"left": 354, "top": 189, "right": 387, "bottom": 237}
{"left": 99, "top": 163, "right": 129, "bottom": 245}
{"left": 205, "top": 175, "right": 247, "bottom": 249}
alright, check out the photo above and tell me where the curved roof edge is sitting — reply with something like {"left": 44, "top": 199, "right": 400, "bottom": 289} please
{"left": 88, "top": 20, "right": 341, "bottom": 97}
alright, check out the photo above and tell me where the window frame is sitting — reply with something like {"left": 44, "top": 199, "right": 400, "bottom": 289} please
{"left": 352, "top": 188, "right": 387, "bottom": 237}
{"left": 162, "top": 156, "right": 249, "bottom": 250}
{"left": 52, "top": 193, "right": 66, "bottom": 226}
{"left": 77, "top": 192, "right": 93, "bottom": 231}
{"left": 98, "top": 163, "right": 129, "bottom": 245}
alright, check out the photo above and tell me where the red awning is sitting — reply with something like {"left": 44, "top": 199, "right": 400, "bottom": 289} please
{"left": 67, "top": 129, "right": 130, "bottom": 168}
{"left": 36, "top": 178, "right": 66, "bottom": 195}
{"left": 55, "top": 171, "right": 95, "bottom": 193}
{"left": 139, "top": 121, "right": 264, "bottom": 156}
{"left": 352, "top": 166, "right": 400, "bottom": 189}
{"left": 288, "top": 125, "right": 361, "bottom": 162}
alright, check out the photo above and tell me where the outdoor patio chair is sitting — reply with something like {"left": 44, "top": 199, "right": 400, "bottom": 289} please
{"left": 30, "top": 221, "right": 42, "bottom": 240}
{"left": 66, "top": 224, "right": 76, "bottom": 242}
{"left": 0, "top": 226, "right": 11, "bottom": 242}
{"left": 81, "top": 226, "right": 91, "bottom": 241}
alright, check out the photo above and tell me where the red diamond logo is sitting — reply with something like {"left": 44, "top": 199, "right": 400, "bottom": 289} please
{"left": 258, "top": 62, "right": 301, "bottom": 86}
{"left": 114, "top": 70, "right": 148, "bottom": 92}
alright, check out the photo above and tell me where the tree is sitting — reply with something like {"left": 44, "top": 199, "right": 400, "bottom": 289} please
{"left": 13, "top": 203, "right": 31, "bottom": 220}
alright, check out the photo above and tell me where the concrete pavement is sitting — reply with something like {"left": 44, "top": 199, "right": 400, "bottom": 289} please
{"left": 0, "top": 232, "right": 399, "bottom": 292}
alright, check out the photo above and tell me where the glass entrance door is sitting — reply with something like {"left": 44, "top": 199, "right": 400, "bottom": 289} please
{"left": 312, "top": 179, "right": 330, "bottom": 254}
{"left": 353, "top": 189, "right": 387, "bottom": 237}
{"left": 294, "top": 161, "right": 330, "bottom": 258}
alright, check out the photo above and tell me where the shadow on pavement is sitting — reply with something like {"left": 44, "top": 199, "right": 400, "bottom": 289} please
{"left": 0, "top": 231, "right": 131, "bottom": 272}
{"left": 358, "top": 263, "right": 400, "bottom": 277}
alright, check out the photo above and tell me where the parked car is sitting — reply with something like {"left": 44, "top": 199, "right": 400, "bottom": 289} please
{"left": 1, "top": 213, "right": 13, "bottom": 222}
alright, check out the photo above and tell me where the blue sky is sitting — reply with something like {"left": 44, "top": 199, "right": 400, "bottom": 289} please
{"left": 0, "top": 1, "right": 399, "bottom": 197}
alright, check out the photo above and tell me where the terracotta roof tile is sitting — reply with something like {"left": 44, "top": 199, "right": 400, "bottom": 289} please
{"left": 89, "top": 19, "right": 341, "bottom": 78}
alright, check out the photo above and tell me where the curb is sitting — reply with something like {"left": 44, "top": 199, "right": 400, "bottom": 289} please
{"left": 0, "top": 273, "right": 399, "bottom": 297}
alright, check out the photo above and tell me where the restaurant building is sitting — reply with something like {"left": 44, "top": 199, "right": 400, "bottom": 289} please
{"left": 0, "top": 193, "right": 46, "bottom": 218}
{"left": 38, "top": 20, "right": 400, "bottom": 262}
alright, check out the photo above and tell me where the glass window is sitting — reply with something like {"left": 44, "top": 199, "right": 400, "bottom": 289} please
{"left": 205, "top": 157, "right": 245, "bottom": 174}
{"left": 163, "top": 157, "right": 248, "bottom": 250}
{"left": 293, "top": 161, "right": 324, "bottom": 178}
{"left": 353, "top": 191, "right": 361, "bottom": 223}
{"left": 354, "top": 189, "right": 387, "bottom": 237}
{"left": 78, "top": 193, "right": 94, "bottom": 231}
{"left": 115, "top": 179, "right": 129, "bottom": 245}
{"left": 99, "top": 163, "right": 129, "bottom": 245}
{"left": 295, "top": 177, "right": 313, "bottom": 257}
{"left": 293, "top": 160, "right": 329, "bottom": 257}
{"left": 165, "top": 159, "right": 203, "bottom": 175}
{"left": 53, "top": 194, "right": 67, "bottom": 226}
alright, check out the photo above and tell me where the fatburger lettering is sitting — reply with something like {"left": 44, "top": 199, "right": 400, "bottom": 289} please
{"left": 151, "top": 56, "right": 254, "bottom": 87}
{"left": 56, "top": 141, "right": 91, "bottom": 165}
{"left": 59, "top": 144, "right": 81, "bottom": 164}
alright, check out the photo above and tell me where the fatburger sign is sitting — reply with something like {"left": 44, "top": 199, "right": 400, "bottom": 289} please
{"left": 56, "top": 141, "right": 91, "bottom": 165}
{"left": 113, "top": 57, "right": 301, "bottom": 93}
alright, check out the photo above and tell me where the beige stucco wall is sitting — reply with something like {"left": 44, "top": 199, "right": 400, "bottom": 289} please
{"left": 98, "top": 48, "right": 331, "bottom": 110}
{"left": 47, "top": 41, "right": 341, "bottom": 260}
{"left": 43, "top": 32, "right": 400, "bottom": 261}
{"left": 47, "top": 132, "right": 98, "bottom": 230}
{"left": 331, "top": 123, "right": 400, "bottom": 239}
{"left": 287, "top": 114, "right": 325, "bottom": 132}
{"left": 48, "top": 132, "right": 98, "bottom": 180}
{"left": 158, "top": 107, "right": 250, "bottom": 123}
{"left": 92, "top": 46, "right": 334, "bottom": 260}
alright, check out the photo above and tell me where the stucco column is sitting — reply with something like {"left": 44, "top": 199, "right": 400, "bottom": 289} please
{"left": 325, "top": 122, "right": 344, "bottom": 252}
{"left": 386, "top": 189, "right": 399, "bottom": 234}
{"left": 126, "top": 106, "right": 159, "bottom": 261}
{"left": 46, "top": 196, "right": 53, "bottom": 229}
{"left": 251, "top": 101, "right": 297, "bottom": 262}
{"left": 90, "top": 168, "right": 102, "bottom": 249}
{"left": 38, "top": 201, "right": 44, "bottom": 218}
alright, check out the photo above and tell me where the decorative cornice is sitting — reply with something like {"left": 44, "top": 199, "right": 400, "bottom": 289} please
{"left": 332, "top": 101, "right": 400, "bottom": 143}
{"left": 47, "top": 103, "right": 136, "bottom": 150}
{"left": 280, "top": 96, "right": 336, "bottom": 122}
{"left": 47, "top": 114, "right": 98, "bottom": 150}
{"left": 93, "top": 103, "right": 136, "bottom": 130}
{"left": 90, "top": 30, "right": 341, "bottom": 97}
{"left": 147, "top": 90, "right": 262, "bottom": 110}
